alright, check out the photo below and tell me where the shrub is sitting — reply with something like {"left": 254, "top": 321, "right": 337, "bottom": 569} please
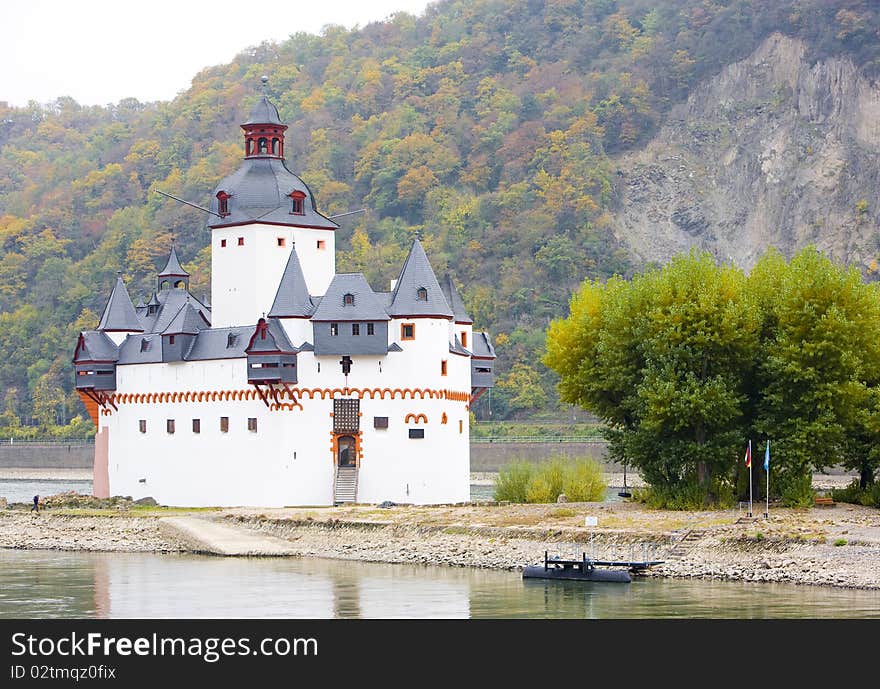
{"left": 780, "top": 473, "right": 814, "bottom": 508}
{"left": 493, "top": 456, "right": 606, "bottom": 503}
{"left": 831, "top": 480, "right": 880, "bottom": 508}
{"left": 634, "top": 478, "right": 734, "bottom": 510}
{"left": 494, "top": 460, "right": 534, "bottom": 503}
{"left": 833, "top": 538, "right": 847, "bottom": 546}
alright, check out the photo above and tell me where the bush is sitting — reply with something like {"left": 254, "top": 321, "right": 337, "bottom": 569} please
{"left": 634, "top": 478, "right": 734, "bottom": 510}
{"left": 780, "top": 473, "right": 815, "bottom": 508}
{"left": 831, "top": 480, "right": 880, "bottom": 508}
{"left": 494, "top": 456, "right": 606, "bottom": 503}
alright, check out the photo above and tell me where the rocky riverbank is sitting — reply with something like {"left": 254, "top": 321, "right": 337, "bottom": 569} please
{"left": 2, "top": 498, "right": 878, "bottom": 591}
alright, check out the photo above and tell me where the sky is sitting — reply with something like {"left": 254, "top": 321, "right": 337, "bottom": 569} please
{"left": 0, "top": 0, "right": 435, "bottom": 107}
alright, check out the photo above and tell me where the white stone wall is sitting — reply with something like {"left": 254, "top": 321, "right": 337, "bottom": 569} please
{"left": 101, "top": 314, "right": 471, "bottom": 507}
{"left": 210, "top": 224, "right": 335, "bottom": 328}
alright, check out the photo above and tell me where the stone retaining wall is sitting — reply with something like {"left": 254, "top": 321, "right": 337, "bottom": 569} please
{"left": 0, "top": 443, "right": 94, "bottom": 469}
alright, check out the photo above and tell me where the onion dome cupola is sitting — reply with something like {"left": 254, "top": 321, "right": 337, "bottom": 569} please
{"left": 208, "top": 78, "right": 339, "bottom": 232}
{"left": 157, "top": 244, "right": 190, "bottom": 292}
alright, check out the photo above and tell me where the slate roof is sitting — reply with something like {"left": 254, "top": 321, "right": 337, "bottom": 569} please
{"left": 268, "top": 247, "right": 314, "bottom": 318}
{"left": 97, "top": 276, "right": 144, "bottom": 332}
{"left": 181, "top": 327, "right": 249, "bottom": 361}
{"left": 162, "top": 301, "right": 210, "bottom": 335}
{"left": 158, "top": 245, "right": 189, "bottom": 277}
{"left": 139, "top": 289, "right": 211, "bottom": 335}
{"left": 387, "top": 239, "right": 453, "bottom": 319}
{"left": 116, "top": 335, "right": 163, "bottom": 364}
{"left": 310, "top": 274, "right": 391, "bottom": 322}
{"left": 74, "top": 331, "right": 119, "bottom": 363}
{"left": 246, "top": 318, "right": 298, "bottom": 354}
{"left": 471, "top": 331, "right": 496, "bottom": 359}
{"left": 208, "top": 158, "right": 338, "bottom": 230}
{"left": 449, "top": 334, "right": 471, "bottom": 357}
{"left": 439, "top": 273, "right": 473, "bottom": 324}
{"left": 243, "top": 96, "right": 283, "bottom": 125}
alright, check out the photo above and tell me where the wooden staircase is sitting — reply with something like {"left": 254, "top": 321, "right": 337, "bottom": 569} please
{"left": 666, "top": 528, "right": 706, "bottom": 559}
{"left": 334, "top": 466, "right": 358, "bottom": 505}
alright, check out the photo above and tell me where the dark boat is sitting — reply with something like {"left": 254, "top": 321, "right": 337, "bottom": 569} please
{"left": 522, "top": 551, "right": 664, "bottom": 583}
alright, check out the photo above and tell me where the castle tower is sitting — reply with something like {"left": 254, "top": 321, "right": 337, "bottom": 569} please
{"left": 208, "top": 80, "right": 339, "bottom": 328}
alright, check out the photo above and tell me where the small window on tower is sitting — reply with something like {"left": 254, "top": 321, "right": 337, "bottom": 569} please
{"left": 220, "top": 417, "right": 229, "bottom": 433}
{"left": 317, "top": 240, "right": 326, "bottom": 250}
{"left": 220, "top": 239, "right": 227, "bottom": 248}
{"left": 441, "top": 360, "right": 447, "bottom": 376}
{"left": 343, "top": 293, "right": 355, "bottom": 306}
{"left": 169, "top": 335, "right": 176, "bottom": 345}
{"left": 330, "top": 323, "right": 339, "bottom": 336}
{"left": 401, "top": 323, "right": 415, "bottom": 340}
{"left": 192, "top": 419, "right": 200, "bottom": 434}
{"left": 238, "top": 237, "right": 244, "bottom": 246}
{"left": 367, "top": 323, "right": 375, "bottom": 336}
{"left": 139, "top": 420, "right": 147, "bottom": 434}
{"left": 140, "top": 339, "right": 150, "bottom": 352}
{"left": 277, "top": 237, "right": 286, "bottom": 247}
{"left": 226, "top": 333, "right": 237, "bottom": 349}
{"left": 166, "top": 419, "right": 175, "bottom": 434}
{"left": 416, "top": 287, "right": 428, "bottom": 301}
{"left": 258, "top": 137, "right": 268, "bottom": 154}
{"left": 289, "top": 190, "right": 306, "bottom": 215}
{"left": 461, "top": 331, "right": 467, "bottom": 348}
{"left": 216, "top": 191, "right": 230, "bottom": 217}
{"left": 352, "top": 323, "right": 360, "bottom": 336}
{"left": 409, "top": 428, "right": 425, "bottom": 439}
{"left": 248, "top": 418, "right": 258, "bottom": 432}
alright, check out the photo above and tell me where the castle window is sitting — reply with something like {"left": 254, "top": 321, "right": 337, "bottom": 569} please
{"left": 226, "top": 333, "right": 237, "bottom": 348}
{"left": 271, "top": 138, "right": 279, "bottom": 155}
{"left": 374, "top": 416, "right": 389, "bottom": 429}
{"left": 139, "top": 420, "right": 146, "bottom": 433}
{"left": 174, "top": 280, "right": 185, "bottom": 289}
{"left": 409, "top": 428, "right": 425, "bottom": 439}
{"left": 289, "top": 190, "right": 306, "bottom": 215}
{"left": 401, "top": 323, "right": 415, "bottom": 340}
{"left": 352, "top": 323, "right": 360, "bottom": 336}
{"left": 216, "top": 191, "right": 230, "bottom": 217}
{"left": 441, "top": 360, "right": 447, "bottom": 376}
{"left": 192, "top": 419, "right": 200, "bottom": 434}
{"left": 161, "top": 280, "right": 169, "bottom": 290}
{"left": 166, "top": 419, "right": 175, "bottom": 434}
{"left": 343, "top": 293, "right": 355, "bottom": 306}
{"left": 257, "top": 137, "right": 268, "bottom": 154}
{"left": 317, "top": 240, "right": 326, "bottom": 250}
{"left": 330, "top": 323, "right": 339, "bottom": 336}
{"left": 416, "top": 287, "right": 428, "bottom": 301}
{"left": 459, "top": 419, "right": 463, "bottom": 434}
{"left": 277, "top": 237, "right": 286, "bottom": 247}
{"left": 248, "top": 417, "right": 258, "bottom": 432}
{"left": 220, "top": 417, "right": 229, "bottom": 433}
{"left": 246, "top": 140, "right": 253, "bottom": 156}
{"left": 367, "top": 323, "right": 375, "bottom": 336}
{"left": 140, "top": 339, "right": 150, "bottom": 352}
{"left": 238, "top": 237, "right": 244, "bottom": 246}
{"left": 220, "top": 239, "right": 227, "bottom": 248}
{"left": 169, "top": 335, "right": 176, "bottom": 345}
{"left": 461, "top": 332, "right": 467, "bottom": 348}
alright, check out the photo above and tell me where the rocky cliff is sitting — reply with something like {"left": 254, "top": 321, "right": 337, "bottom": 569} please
{"left": 612, "top": 32, "right": 880, "bottom": 273}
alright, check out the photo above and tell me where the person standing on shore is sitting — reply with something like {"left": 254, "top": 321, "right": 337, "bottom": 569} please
{"left": 31, "top": 495, "right": 39, "bottom": 513}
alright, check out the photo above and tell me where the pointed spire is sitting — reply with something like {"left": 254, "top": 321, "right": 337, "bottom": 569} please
{"left": 439, "top": 273, "right": 473, "bottom": 325}
{"left": 388, "top": 239, "right": 453, "bottom": 319}
{"left": 98, "top": 274, "right": 144, "bottom": 332}
{"left": 158, "top": 243, "right": 189, "bottom": 278}
{"left": 268, "top": 247, "right": 314, "bottom": 318}
{"left": 147, "top": 292, "right": 161, "bottom": 307}
{"left": 135, "top": 295, "right": 146, "bottom": 309}
{"left": 162, "top": 302, "right": 208, "bottom": 336}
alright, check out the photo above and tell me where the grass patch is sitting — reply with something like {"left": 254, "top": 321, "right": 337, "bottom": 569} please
{"left": 833, "top": 538, "right": 847, "bottom": 547}
{"left": 493, "top": 456, "right": 606, "bottom": 504}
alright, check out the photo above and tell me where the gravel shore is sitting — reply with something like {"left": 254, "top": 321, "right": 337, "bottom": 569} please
{"left": 2, "top": 497, "right": 878, "bottom": 591}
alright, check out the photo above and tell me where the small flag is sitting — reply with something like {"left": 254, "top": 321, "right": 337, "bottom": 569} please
{"left": 744, "top": 441, "right": 752, "bottom": 468}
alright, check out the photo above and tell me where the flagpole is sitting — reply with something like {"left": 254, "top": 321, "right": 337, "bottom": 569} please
{"left": 764, "top": 439, "right": 770, "bottom": 519}
{"left": 748, "top": 439, "right": 753, "bottom": 517}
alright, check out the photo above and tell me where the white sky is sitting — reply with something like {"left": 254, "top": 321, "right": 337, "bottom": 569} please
{"left": 0, "top": 0, "right": 434, "bottom": 107}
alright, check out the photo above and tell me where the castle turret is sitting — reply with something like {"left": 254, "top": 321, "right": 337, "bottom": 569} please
{"left": 208, "top": 81, "right": 338, "bottom": 328}
{"left": 97, "top": 273, "right": 144, "bottom": 345}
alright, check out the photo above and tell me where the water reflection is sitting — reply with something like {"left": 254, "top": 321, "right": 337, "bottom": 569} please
{"left": 0, "top": 550, "right": 878, "bottom": 619}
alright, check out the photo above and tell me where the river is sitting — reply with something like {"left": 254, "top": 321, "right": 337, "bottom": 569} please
{"left": 1, "top": 550, "right": 878, "bottom": 619}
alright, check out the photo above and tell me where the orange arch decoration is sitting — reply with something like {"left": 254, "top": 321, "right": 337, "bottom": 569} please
{"left": 405, "top": 413, "right": 428, "bottom": 424}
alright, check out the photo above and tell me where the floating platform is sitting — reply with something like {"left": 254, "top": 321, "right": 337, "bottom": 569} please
{"left": 522, "top": 552, "right": 664, "bottom": 584}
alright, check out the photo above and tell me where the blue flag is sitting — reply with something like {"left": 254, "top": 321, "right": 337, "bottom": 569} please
{"left": 764, "top": 440, "right": 770, "bottom": 471}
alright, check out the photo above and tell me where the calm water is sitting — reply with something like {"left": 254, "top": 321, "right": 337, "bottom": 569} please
{"left": 1, "top": 549, "right": 878, "bottom": 619}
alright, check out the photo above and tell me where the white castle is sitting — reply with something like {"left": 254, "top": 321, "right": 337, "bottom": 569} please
{"left": 73, "top": 92, "right": 495, "bottom": 507}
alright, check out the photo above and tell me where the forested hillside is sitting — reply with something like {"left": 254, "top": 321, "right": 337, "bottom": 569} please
{"left": 1, "top": 0, "right": 878, "bottom": 434}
